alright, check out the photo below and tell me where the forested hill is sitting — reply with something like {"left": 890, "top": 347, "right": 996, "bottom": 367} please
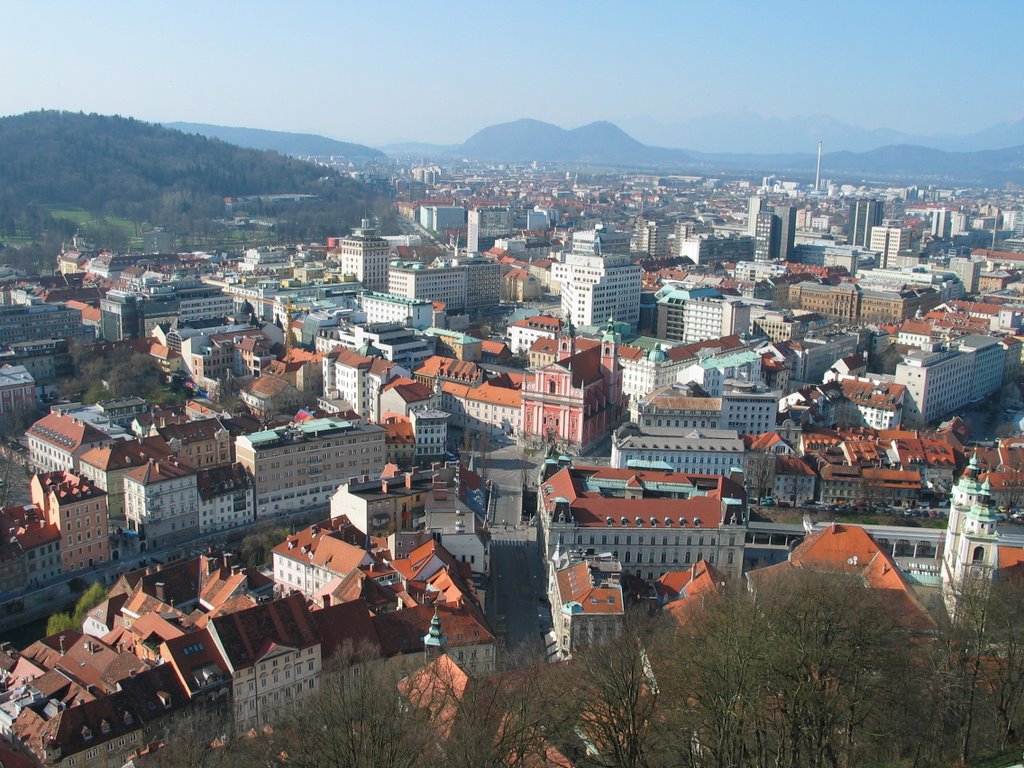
{"left": 0, "top": 111, "right": 375, "bottom": 247}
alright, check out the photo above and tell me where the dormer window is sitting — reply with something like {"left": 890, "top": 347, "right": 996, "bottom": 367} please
{"left": 82, "top": 726, "right": 93, "bottom": 741}
{"left": 123, "top": 711, "right": 134, "bottom": 726}
{"left": 100, "top": 719, "right": 111, "bottom": 735}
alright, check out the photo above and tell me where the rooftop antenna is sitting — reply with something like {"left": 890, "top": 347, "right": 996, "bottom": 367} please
{"left": 814, "top": 140, "right": 823, "bottom": 193}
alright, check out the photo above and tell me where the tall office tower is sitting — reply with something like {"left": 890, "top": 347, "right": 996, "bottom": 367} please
{"left": 467, "top": 206, "right": 513, "bottom": 252}
{"left": 631, "top": 217, "right": 670, "bottom": 258}
{"left": 339, "top": 218, "right": 391, "bottom": 291}
{"left": 931, "top": 208, "right": 952, "bottom": 239}
{"left": 747, "top": 196, "right": 767, "bottom": 236}
{"left": 848, "top": 198, "right": 884, "bottom": 247}
{"left": 948, "top": 257, "right": 982, "bottom": 295}
{"left": 773, "top": 205, "right": 797, "bottom": 262}
{"left": 754, "top": 211, "right": 780, "bottom": 263}
{"left": 869, "top": 226, "right": 912, "bottom": 268}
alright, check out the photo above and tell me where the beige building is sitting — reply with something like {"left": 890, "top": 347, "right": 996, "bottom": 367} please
{"left": 548, "top": 555, "right": 624, "bottom": 658}
{"left": 331, "top": 467, "right": 439, "bottom": 536}
{"left": 235, "top": 417, "right": 386, "bottom": 519}
{"left": 207, "top": 593, "right": 322, "bottom": 731}
{"left": 337, "top": 219, "right": 391, "bottom": 292}
{"left": 155, "top": 418, "right": 233, "bottom": 469}
{"left": 869, "top": 226, "right": 912, "bottom": 268}
{"left": 123, "top": 457, "right": 199, "bottom": 551}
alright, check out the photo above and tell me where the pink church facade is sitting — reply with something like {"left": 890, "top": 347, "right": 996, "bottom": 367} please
{"left": 520, "top": 324, "right": 623, "bottom": 454}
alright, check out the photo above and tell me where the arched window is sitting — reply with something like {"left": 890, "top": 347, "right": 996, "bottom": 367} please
{"left": 972, "top": 546, "right": 985, "bottom": 564}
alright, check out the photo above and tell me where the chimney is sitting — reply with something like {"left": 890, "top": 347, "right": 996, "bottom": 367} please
{"left": 222, "top": 552, "right": 234, "bottom": 570}
{"left": 381, "top": 479, "right": 390, "bottom": 494}
{"left": 405, "top": 472, "right": 413, "bottom": 489}
{"left": 155, "top": 582, "right": 166, "bottom": 602}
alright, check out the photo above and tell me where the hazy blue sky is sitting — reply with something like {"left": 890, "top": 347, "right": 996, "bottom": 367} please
{"left": 3, "top": 0, "right": 1021, "bottom": 146}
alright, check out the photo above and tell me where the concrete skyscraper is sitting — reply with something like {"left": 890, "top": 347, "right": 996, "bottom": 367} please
{"left": 773, "top": 205, "right": 797, "bottom": 262}
{"left": 747, "top": 196, "right": 767, "bottom": 236}
{"left": 848, "top": 198, "right": 884, "bottom": 248}
{"left": 338, "top": 219, "right": 391, "bottom": 292}
{"left": 754, "top": 211, "right": 779, "bottom": 263}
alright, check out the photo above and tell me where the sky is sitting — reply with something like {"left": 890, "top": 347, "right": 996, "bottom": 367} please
{"left": 2, "top": 0, "right": 1022, "bottom": 147}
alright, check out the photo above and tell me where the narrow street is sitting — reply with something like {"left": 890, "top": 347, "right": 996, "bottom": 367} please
{"left": 479, "top": 442, "right": 551, "bottom": 658}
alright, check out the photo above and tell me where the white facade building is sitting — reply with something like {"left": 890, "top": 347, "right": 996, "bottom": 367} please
{"left": 123, "top": 458, "right": 199, "bottom": 550}
{"left": 360, "top": 291, "right": 434, "bottom": 330}
{"left": 338, "top": 219, "right": 391, "bottom": 291}
{"left": 680, "top": 295, "right": 751, "bottom": 344}
{"left": 611, "top": 426, "right": 745, "bottom": 474}
{"left": 557, "top": 250, "right": 641, "bottom": 331}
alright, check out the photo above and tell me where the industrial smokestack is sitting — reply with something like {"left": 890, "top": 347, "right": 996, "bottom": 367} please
{"left": 815, "top": 140, "right": 823, "bottom": 192}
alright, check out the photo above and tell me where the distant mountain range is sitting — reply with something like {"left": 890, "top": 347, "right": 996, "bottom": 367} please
{"left": 165, "top": 122, "right": 385, "bottom": 161}
{"left": 616, "top": 110, "right": 1024, "bottom": 155}
{"left": 378, "top": 118, "right": 1024, "bottom": 185}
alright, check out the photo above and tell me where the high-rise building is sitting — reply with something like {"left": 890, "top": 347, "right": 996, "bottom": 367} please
{"left": 948, "top": 257, "right": 982, "bottom": 295}
{"left": 931, "top": 209, "right": 952, "bottom": 239}
{"left": 773, "top": 205, "right": 797, "bottom": 262}
{"left": 558, "top": 250, "right": 642, "bottom": 330}
{"left": 338, "top": 218, "right": 391, "bottom": 292}
{"left": 869, "top": 226, "right": 912, "bottom": 268}
{"left": 754, "top": 211, "right": 779, "bottom": 263}
{"left": 848, "top": 198, "right": 884, "bottom": 247}
{"left": 747, "top": 196, "right": 767, "bottom": 236}
{"left": 467, "top": 207, "right": 514, "bottom": 253}
{"left": 387, "top": 257, "right": 500, "bottom": 313}
{"left": 631, "top": 217, "right": 670, "bottom": 259}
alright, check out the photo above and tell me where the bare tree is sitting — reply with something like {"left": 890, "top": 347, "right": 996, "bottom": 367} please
{"left": 744, "top": 450, "right": 776, "bottom": 503}
{"left": 570, "top": 612, "right": 671, "bottom": 768}
{"left": 273, "top": 646, "right": 429, "bottom": 768}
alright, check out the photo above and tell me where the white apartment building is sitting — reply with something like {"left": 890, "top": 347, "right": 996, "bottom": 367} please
{"left": 896, "top": 336, "right": 1005, "bottom": 427}
{"left": 235, "top": 418, "right": 387, "bottom": 519}
{"left": 196, "top": 464, "right": 254, "bottom": 535}
{"left": 387, "top": 258, "right": 500, "bottom": 313}
{"left": 409, "top": 407, "right": 449, "bottom": 463}
{"left": 959, "top": 336, "right": 1005, "bottom": 402}
{"left": 681, "top": 295, "right": 751, "bottom": 344}
{"left": 506, "top": 315, "right": 562, "bottom": 355}
{"left": 719, "top": 381, "right": 780, "bottom": 435}
{"left": 389, "top": 261, "right": 466, "bottom": 311}
{"left": 611, "top": 426, "right": 745, "bottom": 474}
{"left": 619, "top": 346, "right": 690, "bottom": 403}
{"left": 360, "top": 291, "right": 434, "bottom": 330}
{"left": 208, "top": 594, "right": 322, "bottom": 732}
{"left": 316, "top": 322, "right": 435, "bottom": 371}
{"left": 272, "top": 519, "right": 382, "bottom": 598}
{"left": 338, "top": 219, "right": 391, "bottom": 292}
{"left": 558, "top": 250, "right": 641, "bottom": 330}
{"left": 678, "top": 349, "right": 764, "bottom": 398}
{"left": 869, "top": 226, "right": 912, "bottom": 268}
{"left": 322, "top": 347, "right": 407, "bottom": 421}
{"left": 123, "top": 457, "right": 199, "bottom": 551}
{"left": 896, "top": 347, "right": 975, "bottom": 428}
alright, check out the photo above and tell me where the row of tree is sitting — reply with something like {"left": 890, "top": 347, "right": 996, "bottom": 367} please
{"left": 144, "top": 568, "right": 1024, "bottom": 768}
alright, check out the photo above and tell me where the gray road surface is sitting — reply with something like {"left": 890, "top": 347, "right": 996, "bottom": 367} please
{"left": 486, "top": 529, "right": 548, "bottom": 659}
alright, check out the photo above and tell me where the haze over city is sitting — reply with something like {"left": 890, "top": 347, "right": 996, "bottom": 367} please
{"left": 5, "top": 3, "right": 1024, "bottom": 768}
{"left": 3, "top": 0, "right": 1023, "bottom": 149}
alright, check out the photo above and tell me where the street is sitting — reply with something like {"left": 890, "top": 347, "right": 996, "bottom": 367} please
{"left": 486, "top": 529, "right": 549, "bottom": 660}
{"left": 478, "top": 442, "right": 553, "bottom": 659}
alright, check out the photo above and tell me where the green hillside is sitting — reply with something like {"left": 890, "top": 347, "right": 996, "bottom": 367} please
{"left": 0, "top": 111, "right": 380, "bottom": 259}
